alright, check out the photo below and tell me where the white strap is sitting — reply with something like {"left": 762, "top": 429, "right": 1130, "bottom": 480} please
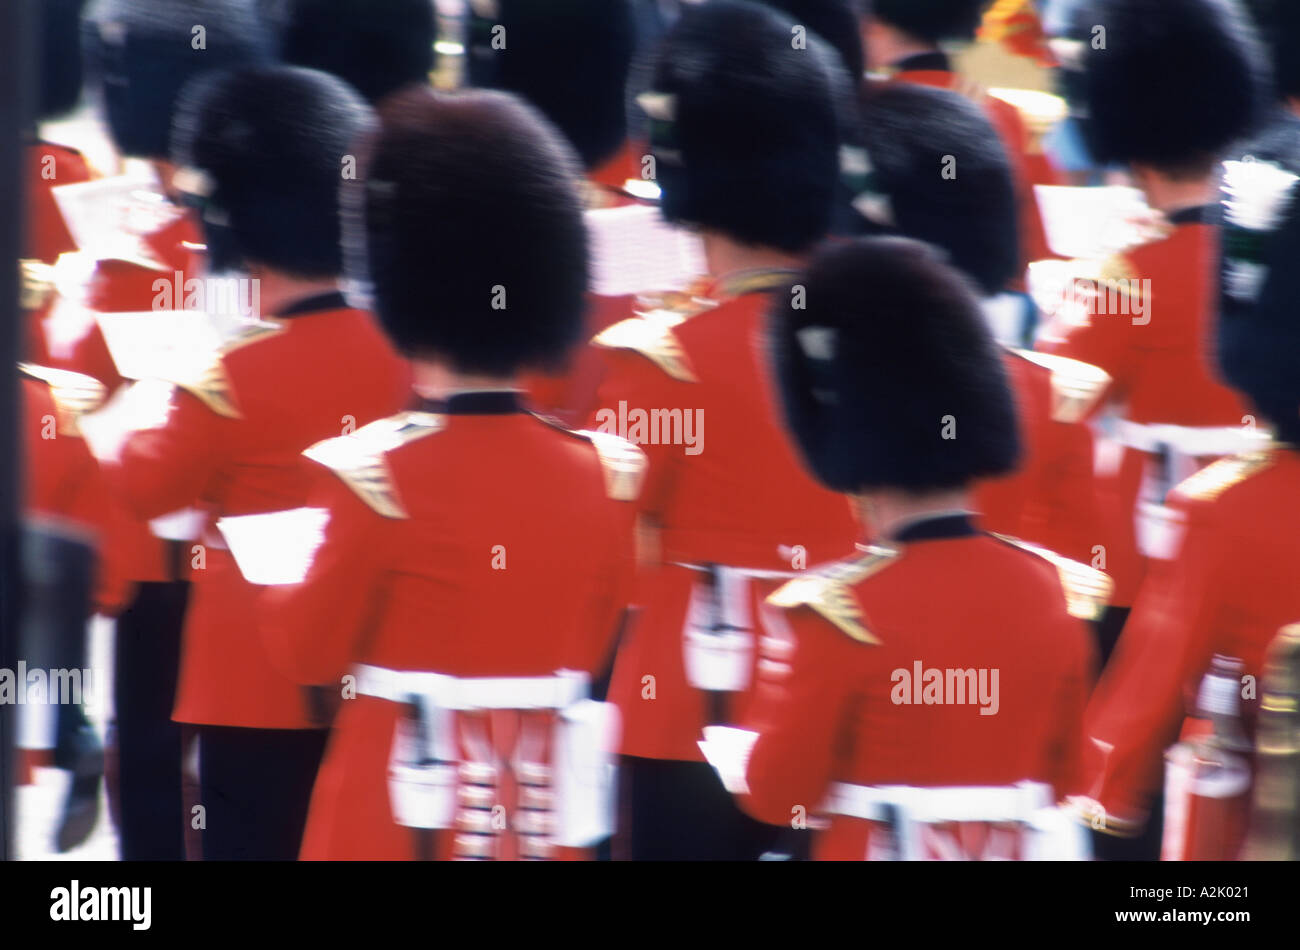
{"left": 824, "top": 781, "right": 1052, "bottom": 823}
{"left": 354, "top": 664, "right": 589, "bottom": 710}
{"left": 1115, "top": 420, "right": 1264, "bottom": 457}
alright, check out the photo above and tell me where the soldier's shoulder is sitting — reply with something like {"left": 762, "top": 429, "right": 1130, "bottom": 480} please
{"left": 766, "top": 545, "right": 902, "bottom": 646}
{"left": 1009, "top": 349, "right": 1112, "bottom": 423}
{"left": 18, "top": 362, "right": 107, "bottom": 435}
{"left": 591, "top": 292, "right": 715, "bottom": 383}
{"left": 302, "top": 411, "right": 445, "bottom": 519}
{"left": 989, "top": 534, "right": 1112, "bottom": 621}
{"left": 1171, "top": 448, "right": 1286, "bottom": 508}
{"left": 159, "top": 321, "right": 287, "bottom": 420}
{"left": 530, "top": 413, "right": 648, "bottom": 502}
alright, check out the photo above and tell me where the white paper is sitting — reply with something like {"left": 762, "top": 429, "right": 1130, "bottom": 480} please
{"left": 217, "top": 508, "right": 331, "bottom": 586}
{"left": 78, "top": 377, "right": 177, "bottom": 464}
{"left": 585, "top": 204, "right": 706, "bottom": 296}
{"left": 95, "top": 310, "right": 259, "bottom": 382}
{"left": 1034, "top": 184, "right": 1154, "bottom": 258}
{"left": 50, "top": 170, "right": 181, "bottom": 264}
{"left": 698, "top": 725, "right": 759, "bottom": 796}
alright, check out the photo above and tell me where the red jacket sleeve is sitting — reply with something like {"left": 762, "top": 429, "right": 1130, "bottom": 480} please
{"left": 260, "top": 471, "right": 385, "bottom": 686}
{"left": 738, "top": 608, "right": 862, "bottom": 826}
{"left": 1081, "top": 496, "right": 1221, "bottom": 830}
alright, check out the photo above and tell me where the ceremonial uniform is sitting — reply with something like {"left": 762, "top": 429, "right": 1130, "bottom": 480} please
{"left": 1078, "top": 445, "right": 1300, "bottom": 836}
{"left": 594, "top": 277, "right": 858, "bottom": 765}
{"left": 254, "top": 394, "right": 640, "bottom": 859}
{"left": 733, "top": 516, "right": 1099, "bottom": 858}
{"left": 1037, "top": 208, "right": 1252, "bottom": 608}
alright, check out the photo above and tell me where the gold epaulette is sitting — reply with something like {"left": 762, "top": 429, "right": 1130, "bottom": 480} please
{"left": 159, "top": 321, "right": 285, "bottom": 420}
{"left": 1173, "top": 449, "right": 1277, "bottom": 504}
{"left": 18, "top": 362, "right": 108, "bottom": 436}
{"left": 20, "top": 259, "right": 56, "bottom": 310}
{"left": 1011, "top": 349, "right": 1112, "bottom": 423}
{"left": 592, "top": 296, "right": 710, "bottom": 383}
{"left": 766, "top": 545, "right": 901, "bottom": 645}
{"left": 531, "top": 414, "right": 648, "bottom": 502}
{"left": 992, "top": 534, "right": 1112, "bottom": 621}
{"left": 302, "top": 411, "right": 445, "bottom": 519}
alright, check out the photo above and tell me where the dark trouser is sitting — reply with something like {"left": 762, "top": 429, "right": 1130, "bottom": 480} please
{"left": 196, "top": 725, "right": 329, "bottom": 861}
{"left": 1091, "top": 605, "right": 1131, "bottom": 673}
{"left": 614, "top": 755, "right": 800, "bottom": 861}
{"left": 112, "top": 580, "right": 188, "bottom": 860}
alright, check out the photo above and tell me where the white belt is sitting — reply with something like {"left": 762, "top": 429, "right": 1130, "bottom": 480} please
{"left": 1115, "top": 420, "right": 1263, "bottom": 457}
{"left": 824, "top": 781, "right": 1052, "bottom": 823}
{"left": 354, "top": 664, "right": 589, "bottom": 710}
{"left": 671, "top": 561, "right": 802, "bottom": 581}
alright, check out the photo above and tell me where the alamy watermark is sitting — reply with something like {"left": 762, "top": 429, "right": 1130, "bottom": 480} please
{"left": 593, "top": 400, "right": 704, "bottom": 455}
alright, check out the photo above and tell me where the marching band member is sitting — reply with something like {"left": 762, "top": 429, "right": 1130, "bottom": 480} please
{"left": 251, "top": 87, "right": 642, "bottom": 861}
{"left": 95, "top": 66, "right": 410, "bottom": 859}
{"left": 1036, "top": 0, "right": 1269, "bottom": 661}
{"left": 1076, "top": 154, "right": 1300, "bottom": 855}
{"left": 703, "top": 237, "right": 1102, "bottom": 860}
{"left": 588, "top": 0, "right": 860, "bottom": 860}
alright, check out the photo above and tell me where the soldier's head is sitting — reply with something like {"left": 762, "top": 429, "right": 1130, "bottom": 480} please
{"left": 354, "top": 88, "right": 587, "bottom": 376}
{"left": 771, "top": 236, "right": 1020, "bottom": 494}
{"left": 273, "top": 0, "right": 436, "bottom": 105}
{"left": 850, "top": 82, "right": 1018, "bottom": 296}
{"left": 82, "top": 0, "right": 272, "bottom": 159}
{"left": 859, "top": 0, "right": 993, "bottom": 61}
{"left": 644, "top": 0, "right": 850, "bottom": 254}
{"left": 756, "top": 0, "right": 866, "bottom": 82}
{"left": 466, "top": 0, "right": 636, "bottom": 173}
{"left": 170, "top": 65, "right": 372, "bottom": 278}
{"left": 1066, "top": 0, "right": 1268, "bottom": 181}
{"left": 1218, "top": 159, "right": 1300, "bottom": 445}
{"left": 1243, "top": 0, "right": 1300, "bottom": 107}
{"left": 38, "top": 0, "right": 90, "bottom": 122}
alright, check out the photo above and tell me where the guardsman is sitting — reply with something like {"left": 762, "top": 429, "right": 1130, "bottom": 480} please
{"left": 463, "top": 0, "right": 645, "bottom": 422}
{"left": 857, "top": 0, "right": 1058, "bottom": 273}
{"left": 244, "top": 88, "right": 641, "bottom": 861}
{"left": 849, "top": 81, "right": 1105, "bottom": 567}
{"left": 271, "top": 0, "right": 436, "bottom": 105}
{"left": 94, "top": 66, "right": 411, "bottom": 860}
{"left": 68, "top": 0, "right": 272, "bottom": 861}
{"left": 700, "top": 237, "right": 1101, "bottom": 860}
{"left": 1073, "top": 154, "right": 1300, "bottom": 856}
{"left": 1035, "top": 0, "right": 1269, "bottom": 658}
{"left": 587, "top": 0, "right": 860, "bottom": 860}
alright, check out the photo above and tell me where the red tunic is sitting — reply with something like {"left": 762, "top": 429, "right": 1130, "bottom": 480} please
{"left": 736, "top": 521, "right": 1099, "bottom": 859}
{"left": 257, "top": 395, "right": 641, "bottom": 859}
{"left": 589, "top": 276, "right": 861, "bottom": 762}
{"left": 975, "top": 348, "right": 1103, "bottom": 564}
{"left": 1079, "top": 446, "right": 1300, "bottom": 834}
{"left": 1037, "top": 214, "right": 1252, "bottom": 604}
{"left": 101, "top": 297, "right": 411, "bottom": 729}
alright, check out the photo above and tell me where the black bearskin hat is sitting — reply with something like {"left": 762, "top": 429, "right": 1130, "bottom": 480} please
{"left": 355, "top": 88, "right": 588, "bottom": 374}
{"left": 772, "top": 236, "right": 1020, "bottom": 492}
{"left": 758, "top": 0, "right": 866, "bottom": 81}
{"left": 645, "top": 0, "right": 850, "bottom": 253}
{"left": 171, "top": 65, "right": 373, "bottom": 277}
{"left": 82, "top": 0, "right": 272, "bottom": 158}
{"left": 867, "top": 0, "right": 993, "bottom": 43}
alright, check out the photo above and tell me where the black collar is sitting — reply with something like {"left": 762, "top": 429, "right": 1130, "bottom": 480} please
{"left": 1166, "top": 205, "right": 1218, "bottom": 227}
{"left": 274, "top": 290, "right": 350, "bottom": 319}
{"left": 893, "top": 51, "right": 951, "bottom": 74}
{"left": 417, "top": 391, "right": 525, "bottom": 415}
{"left": 889, "top": 513, "right": 979, "bottom": 544}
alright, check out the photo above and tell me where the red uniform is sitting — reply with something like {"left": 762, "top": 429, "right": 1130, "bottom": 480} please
{"left": 589, "top": 273, "right": 860, "bottom": 762}
{"left": 101, "top": 294, "right": 410, "bottom": 729}
{"left": 255, "top": 393, "right": 641, "bottom": 859}
{"left": 732, "top": 516, "right": 1102, "bottom": 859}
{"left": 887, "top": 56, "right": 1057, "bottom": 274}
{"left": 23, "top": 141, "right": 93, "bottom": 365}
{"left": 1078, "top": 445, "right": 1300, "bottom": 835}
{"left": 976, "top": 348, "right": 1105, "bottom": 563}
{"left": 1037, "top": 208, "right": 1253, "bottom": 603}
